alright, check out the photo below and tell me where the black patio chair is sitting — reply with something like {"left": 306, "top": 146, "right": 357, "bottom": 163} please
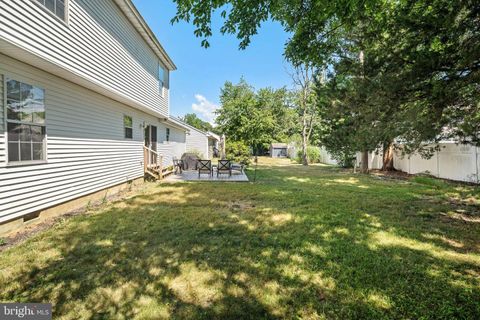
{"left": 173, "top": 157, "right": 184, "bottom": 174}
{"left": 198, "top": 160, "right": 213, "bottom": 177}
{"left": 217, "top": 160, "right": 232, "bottom": 177}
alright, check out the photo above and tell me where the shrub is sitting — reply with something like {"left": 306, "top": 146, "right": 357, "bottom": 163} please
{"left": 330, "top": 151, "right": 356, "bottom": 168}
{"left": 226, "top": 141, "right": 251, "bottom": 165}
{"left": 296, "top": 146, "right": 321, "bottom": 164}
{"left": 184, "top": 149, "right": 204, "bottom": 159}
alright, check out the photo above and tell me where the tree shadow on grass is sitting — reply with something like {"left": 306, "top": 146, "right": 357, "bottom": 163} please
{"left": 1, "top": 166, "right": 480, "bottom": 319}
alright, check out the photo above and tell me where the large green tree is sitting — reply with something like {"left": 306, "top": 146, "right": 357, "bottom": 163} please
{"left": 172, "top": 0, "right": 480, "bottom": 165}
{"left": 257, "top": 87, "right": 297, "bottom": 143}
{"left": 181, "top": 113, "right": 214, "bottom": 132}
{"left": 216, "top": 79, "right": 294, "bottom": 152}
{"left": 313, "top": 0, "right": 480, "bottom": 171}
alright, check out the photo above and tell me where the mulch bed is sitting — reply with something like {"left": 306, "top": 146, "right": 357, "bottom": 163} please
{"left": 369, "top": 169, "right": 413, "bottom": 181}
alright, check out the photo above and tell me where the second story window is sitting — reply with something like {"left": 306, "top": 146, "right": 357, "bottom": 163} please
{"left": 166, "top": 128, "right": 170, "bottom": 142}
{"left": 159, "top": 65, "right": 166, "bottom": 96}
{"left": 36, "top": 0, "right": 66, "bottom": 21}
{"left": 124, "top": 115, "right": 133, "bottom": 139}
{"left": 6, "top": 79, "right": 46, "bottom": 163}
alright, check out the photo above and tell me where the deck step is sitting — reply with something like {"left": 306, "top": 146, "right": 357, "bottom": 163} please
{"left": 161, "top": 169, "right": 174, "bottom": 178}
{"left": 145, "top": 169, "right": 160, "bottom": 180}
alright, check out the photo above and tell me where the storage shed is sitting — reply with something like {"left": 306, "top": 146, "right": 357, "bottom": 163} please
{"left": 270, "top": 143, "right": 288, "bottom": 158}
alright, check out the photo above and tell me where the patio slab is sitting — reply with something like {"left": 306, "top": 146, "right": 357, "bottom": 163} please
{"left": 164, "top": 170, "right": 249, "bottom": 182}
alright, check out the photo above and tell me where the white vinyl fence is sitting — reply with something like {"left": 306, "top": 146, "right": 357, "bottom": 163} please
{"left": 357, "top": 143, "right": 480, "bottom": 183}
{"left": 319, "top": 146, "right": 338, "bottom": 165}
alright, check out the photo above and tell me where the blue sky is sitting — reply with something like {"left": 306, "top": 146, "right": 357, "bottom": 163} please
{"left": 132, "top": 0, "right": 292, "bottom": 124}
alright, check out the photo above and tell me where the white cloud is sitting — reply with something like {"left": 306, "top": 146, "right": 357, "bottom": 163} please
{"left": 192, "top": 94, "right": 219, "bottom": 125}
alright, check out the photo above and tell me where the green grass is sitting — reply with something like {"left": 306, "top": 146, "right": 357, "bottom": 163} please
{"left": 412, "top": 175, "right": 450, "bottom": 189}
{"left": 1, "top": 158, "right": 479, "bottom": 319}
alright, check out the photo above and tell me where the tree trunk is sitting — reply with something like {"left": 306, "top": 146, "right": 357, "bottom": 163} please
{"left": 220, "top": 134, "right": 226, "bottom": 160}
{"left": 382, "top": 142, "right": 395, "bottom": 171}
{"left": 358, "top": 49, "right": 369, "bottom": 174}
{"left": 302, "top": 115, "right": 309, "bottom": 166}
{"left": 360, "top": 150, "right": 369, "bottom": 173}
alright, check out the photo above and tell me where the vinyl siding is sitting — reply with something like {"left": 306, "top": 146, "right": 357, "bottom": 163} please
{"left": 0, "top": 0, "right": 169, "bottom": 116}
{"left": 157, "top": 126, "right": 186, "bottom": 167}
{"left": 0, "top": 137, "right": 3, "bottom": 165}
{"left": 0, "top": 54, "right": 171, "bottom": 223}
{"left": 186, "top": 128, "right": 209, "bottom": 159}
{"left": 0, "top": 73, "right": 4, "bottom": 164}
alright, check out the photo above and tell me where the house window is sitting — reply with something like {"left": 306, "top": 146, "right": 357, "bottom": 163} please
{"left": 166, "top": 128, "right": 170, "bottom": 142}
{"left": 36, "top": 0, "right": 66, "bottom": 21}
{"left": 159, "top": 65, "right": 166, "bottom": 96}
{"left": 6, "top": 79, "right": 46, "bottom": 163}
{"left": 124, "top": 115, "right": 133, "bottom": 139}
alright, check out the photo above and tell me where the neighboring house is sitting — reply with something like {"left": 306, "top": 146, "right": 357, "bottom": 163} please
{"left": 173, "top": 118, "right": 219, "bottom": 159}
{"left": 0, "top": 0, "right": 190, "bottom": 233}
{"left": 270, "top": 143, "right": 288, "bottom": 158}
{"left": 185, "top": 126, "right": 208, "bottom": 158}
{"left": 207, "top": 132, "right": 220, "bottom": 159}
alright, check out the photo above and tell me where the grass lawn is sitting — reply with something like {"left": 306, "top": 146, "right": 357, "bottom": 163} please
{"left": 1, "top": 158, "right": 479, "bottom": 319}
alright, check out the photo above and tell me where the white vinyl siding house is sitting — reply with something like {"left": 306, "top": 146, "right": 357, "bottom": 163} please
{"left": 0, "top": 0, "right": 173, "bottom": 116}
{"left": 157, "top": 126, "right": 187, "bottom": 167}
{"left": 0, "top": 54, "right": 163, "bottom": 223}
{"left": 185, "top": 126, "right": 210, "bottom": 159}
{"left": 0, "top": 0, "right": 185, "bottom": 229}
{"left": 0, "top": 74, "right": 5, "bottom": 165}
{"left": 35, "top": 0, "right": 67, "bottom": 21}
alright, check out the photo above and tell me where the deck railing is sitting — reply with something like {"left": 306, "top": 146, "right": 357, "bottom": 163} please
{"left": 143, "top": 146, "right": 163, "bottom": 179}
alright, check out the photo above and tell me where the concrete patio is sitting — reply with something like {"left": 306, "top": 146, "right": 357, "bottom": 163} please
{"left": 165, "top": 169, "right": 249, "bottom": 182}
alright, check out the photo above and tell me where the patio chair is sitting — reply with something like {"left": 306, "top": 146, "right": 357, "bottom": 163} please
{"left": 231, "top": 162, "right": 245, "bottom": 174}
{"left": 173, "top": 157, "right": 184, "bottom": 174}
{"left": 198, "top": 160, "right": 213, "bottom": 177}
{"left": 217, "top": 160, "right": 232, "bottom": 177}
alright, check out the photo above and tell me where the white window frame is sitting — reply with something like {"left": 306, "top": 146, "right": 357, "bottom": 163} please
{"left": 33, "top": 0, "right": 70, "bottom": 24}
{"left": 123, "top": 114, "right": 133, "bottom": 139}
{"left": 166, "top": 127, "right": 170, "bottom": 142}
{"left": 4, "top": 76, "right": 48, "bottom": 166}
{"left": 159, "top": 64, "right": 166, "bottom": 97}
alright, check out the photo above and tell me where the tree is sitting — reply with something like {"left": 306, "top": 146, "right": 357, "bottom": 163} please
{"left": 171, "top": 0, "right": 366, "bottom": 58}
{"left": 216, "top": 79, "right": 294, "bottom": 153}
{"left": 216, "top": 79, "right": 273, "bottom": 153}
{"left": 304, "top": 1, "right": 480, "bottom": 171}
{"left": 181, "top": 113, "right": 214, "bottom": 132}
{"left": 256, "top": 87, "right": 297, "bottom": 143}
{"left": 289, "top": 64, "right": 317, "bottom": 166}
{"left": 172, "top": 0, "right": 480, "bottom": 164}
